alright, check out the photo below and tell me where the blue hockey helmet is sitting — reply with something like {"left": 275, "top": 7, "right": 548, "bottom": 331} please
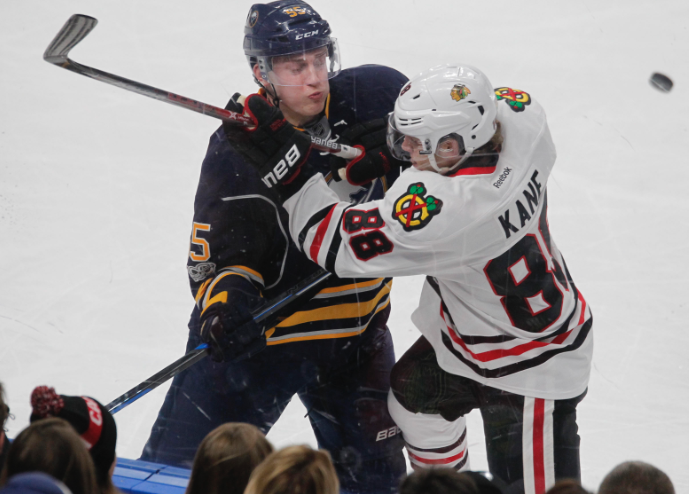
{"left": 243, "top": 1, "right": 341, "bottom": 86}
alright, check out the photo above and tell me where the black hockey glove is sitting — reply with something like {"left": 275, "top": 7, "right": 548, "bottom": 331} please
{"left": 329, "top": 119, "right": 406, "bottom": 186}
{"left": 223, "top": 93, "right": 315, "bottom": 201}
{"left": 199, "top": 294, "right": 266, "bottom": 363}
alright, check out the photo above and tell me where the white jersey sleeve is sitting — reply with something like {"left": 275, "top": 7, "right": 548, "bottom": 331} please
{"left": 283, "top": 93, "right": 593, "bottom": 400}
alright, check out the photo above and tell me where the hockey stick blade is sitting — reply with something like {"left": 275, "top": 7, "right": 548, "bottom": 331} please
{"left": 44, "top": 14, "right": 97, "bottom": 65}
{"left": 43, "top": 15, "right": 361, "bottom": 158}
{"left": 105, "top": 269, "right": 331, "bottom": 414}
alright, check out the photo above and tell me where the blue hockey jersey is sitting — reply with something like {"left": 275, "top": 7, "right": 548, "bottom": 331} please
{"left": 186, "top": 65, "right": 408, "bottom": 345}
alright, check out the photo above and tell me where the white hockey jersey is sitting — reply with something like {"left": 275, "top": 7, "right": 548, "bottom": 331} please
{"left": 284, "top": 94, "right": 592, "bottom": 400}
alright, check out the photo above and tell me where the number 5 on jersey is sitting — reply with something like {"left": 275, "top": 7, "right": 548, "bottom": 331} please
{"left": 190, "top": 222, "right": 211, "bottom": 261}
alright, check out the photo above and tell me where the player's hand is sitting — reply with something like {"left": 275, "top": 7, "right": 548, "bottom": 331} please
{"left": 329, "top": 119, "right": 406, "bottom": 185}
{"left": 199, "top": 297, "right": 266, "bottom": 363}
{"left": 223, "top": 93, "right": 314, "bottom": 200}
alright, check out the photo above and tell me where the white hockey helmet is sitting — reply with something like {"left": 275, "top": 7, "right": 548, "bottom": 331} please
{"left": 387, "top": 63, "right": 498, "bottom": 172}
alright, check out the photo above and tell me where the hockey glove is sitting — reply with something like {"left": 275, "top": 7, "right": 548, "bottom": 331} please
{"left": 199, "top": 294, "right": 266, "bottom": 363}
{"left": 329, "top": 118, "right": 406, "bottom": 186}
{"left": 223, "top": 93, "right": 315, "bottom": 201}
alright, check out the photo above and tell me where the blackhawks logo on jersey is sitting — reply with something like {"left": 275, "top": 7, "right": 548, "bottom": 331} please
{"left": 393, "top": 183, "right": 443, "bottom": 232}
{"left": 495, "top": 87, "right": 531, "bottom": 112}
{"left": 450, "top": 84, "right": 471, "bottom": 102}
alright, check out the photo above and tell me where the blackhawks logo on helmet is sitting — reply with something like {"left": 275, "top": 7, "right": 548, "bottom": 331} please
{"left": 450, "top": 84, "right": 471, "bottom": 102}
{"left": 495, "top": 87, "right": 531, "bottom": 112}
{"left": 393, "top": 183, "right": 443, "bottom": 232}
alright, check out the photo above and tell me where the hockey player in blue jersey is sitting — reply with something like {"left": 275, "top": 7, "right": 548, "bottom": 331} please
{"left": 140, "top": 2, "right": 408, "bottom": 492}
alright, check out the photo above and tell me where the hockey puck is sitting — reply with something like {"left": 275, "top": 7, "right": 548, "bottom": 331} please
{"left": 649, "top": 72, "right": 673, "bottom": 92}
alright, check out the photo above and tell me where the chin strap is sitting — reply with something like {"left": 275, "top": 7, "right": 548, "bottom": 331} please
{"left": 428, "top": 148, "right": 475, "bottom": 174}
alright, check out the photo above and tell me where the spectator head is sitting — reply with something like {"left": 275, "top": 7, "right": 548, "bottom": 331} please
{"left": 244, "top": 445, "right": 339, "bottom": 494}
{"left": 29, "top": 386, "right": 117, "bottom": 492}
{"left": 0, "top": 472, "right": 72, "bottom": 494}
{"left": 545, "top": 479, "right": 590, "bottom": 494}
{"left": 598, "top": 461, "right": 674, "bottom": 494}
{"left": 0, "top": 417, "right": 98, "bottom": 494}
{"left": 186, "top": 422, "right": 273, "bottom": 494}
{"left": 399, "top": 468, "right": 479, "bottom": 494}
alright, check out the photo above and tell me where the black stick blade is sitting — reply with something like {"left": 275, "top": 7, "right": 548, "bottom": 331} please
{"left": 44, "top": 14, "right": 98, "bottom": 64}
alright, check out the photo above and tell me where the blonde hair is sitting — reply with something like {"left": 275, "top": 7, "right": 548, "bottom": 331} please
{"left": 0, "top": 418, "right": 99, "bottom": 494}
{"left": 244, "top": 445, "right": 339, "bottom": 494}
{"left": 185, "top": 423, "right": 273, "bottom": 494}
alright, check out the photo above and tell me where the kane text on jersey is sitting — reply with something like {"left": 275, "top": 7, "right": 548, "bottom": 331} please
{"left": 497, "top": 170, "right": 543, "bottom": 239}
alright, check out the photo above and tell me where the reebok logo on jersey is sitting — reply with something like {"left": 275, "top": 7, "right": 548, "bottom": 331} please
{"left": 493, "top": 167, "right": 513, "bottom": 188}
{"left": 497, "top": 170, "right": 543, "bottom": 239}
{"left": 393, "top": 183, "right": 443, "bottom": 232}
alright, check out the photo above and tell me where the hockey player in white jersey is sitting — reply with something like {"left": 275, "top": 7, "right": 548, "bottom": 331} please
{"left": 225, "top": 63, "right": 592, "bottom": 494}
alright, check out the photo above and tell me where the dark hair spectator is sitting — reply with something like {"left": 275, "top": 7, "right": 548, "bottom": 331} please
{"left": 0, "top": 382, "right": 9, "bottom": 472}
{"left": 400, "top": 468, "right": 479, "bottom": 494}
{"left": 244, "top": 445, "right": 339, "bottom": 494}
{"left": 545, "top": 479, "right": 591, "bottom": 493}
{"left": 29, "top": 386, "right": 119, "bottom": 494}
{"left": 598, "top": 461, "right": 674, "bottom": 494}
{"left": 0, "top": 417, "right": 98, "bottom": 494}
{"left": 0, "top": 472, "right": 73, "bottom": 494}
{"left": 185, "top": 422, "right": 273, "bottom": 494}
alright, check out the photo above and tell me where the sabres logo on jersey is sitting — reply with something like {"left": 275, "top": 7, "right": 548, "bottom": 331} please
{"left": 450, "top": 84, "right": 471, "bottom": 102}
{"left": 393, "top": 183, "right": 443, "bottom": 232}
{"left": 495, "top": 87, "right": 531, "bottom": 112}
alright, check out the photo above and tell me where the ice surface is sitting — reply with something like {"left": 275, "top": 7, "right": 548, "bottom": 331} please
{"left": 1, "top": 0, "right": 688, "bottom": 491}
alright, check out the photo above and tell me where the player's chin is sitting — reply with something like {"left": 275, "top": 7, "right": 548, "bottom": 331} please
{"left": 412, "top": 161, "right": 433, "bottom": 172}
{"left": 300, "top": 97, "right": 327, "bottom": 116}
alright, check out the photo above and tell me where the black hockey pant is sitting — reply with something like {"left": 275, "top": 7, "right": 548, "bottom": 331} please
{"left": 388, "top": 335, "right": 586, "bottom": 494}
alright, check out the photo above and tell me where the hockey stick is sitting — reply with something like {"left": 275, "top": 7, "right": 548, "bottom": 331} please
{"left": 43, "top": 14, "right": 361, "bottom": 159}
{"left": 106, "top": 268, "right": 331, "bottom": 414}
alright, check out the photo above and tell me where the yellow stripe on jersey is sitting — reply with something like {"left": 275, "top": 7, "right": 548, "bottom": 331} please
{"left": 316, "top": 278, "right": 384, "bottom": 295}
{"left": 195, "top": 278, "right": 213, "bottom": 308}
{"left": 221, "top": 265, "right": 264, "bottom": 286}
{"left": 273, "top": 280, "right": 392, "bottom": 328}
{"left": 201, "top": 291, "right": 228, "bottom": 317}
{"left": 202, "top": 268, "right": 262, "bottom": 311}
{"left": 266, "top": 297, "right": 390, "bottom": 345}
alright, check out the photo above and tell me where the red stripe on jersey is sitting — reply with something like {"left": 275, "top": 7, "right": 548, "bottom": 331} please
{"left": 441, "top": 305, "right": 575, "bottom": 362}
{"left": 577, "top": 292, "right": 587, "bottom": 326}
{"left": 309, "top": 205, "right": 337, "bottom": 263}
{"left": 533, "top": 398, "right": 546, "bottom": 494}
{"left": 407, "top": 449, "right": 465, "bottom": 465}
{"left": 448, "top": 165, "right": 497, "bottom": 177}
